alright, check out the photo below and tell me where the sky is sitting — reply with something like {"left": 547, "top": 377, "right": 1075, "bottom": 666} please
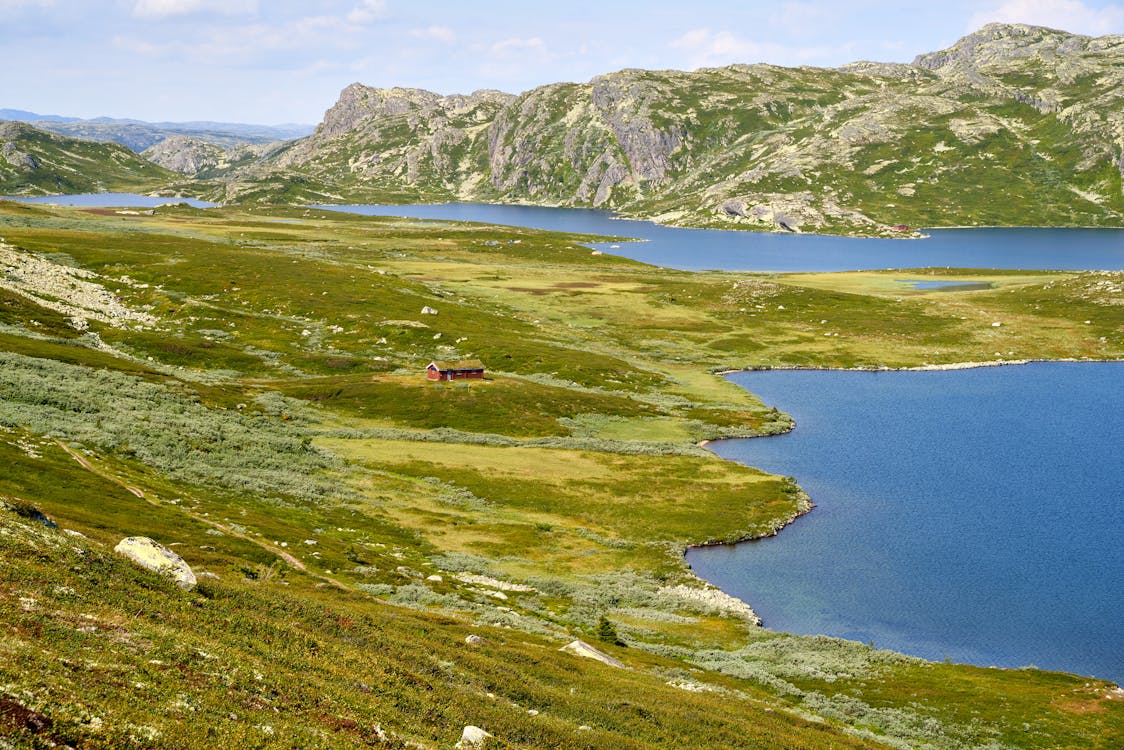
{"left": 3, "top": 0, "right": 1124, "bottom": 125}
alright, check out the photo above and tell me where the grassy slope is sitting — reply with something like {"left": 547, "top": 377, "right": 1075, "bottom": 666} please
{"left": 0, "top": 200, "right": 1122, "bottom": 748}
{"left": 0, "top": 122, "right": 176, "bottom": 196}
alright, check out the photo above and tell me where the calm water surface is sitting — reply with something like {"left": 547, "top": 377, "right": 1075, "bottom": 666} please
{"left": 11, "top": 196, "right": 1123, "bottom": 679}
{"left": 688, "top": 363, "right": 1124, "bottom": 681}
{"left": 320, "top": 202, "right": 1124, "bottom": 272}
{"left": 5, "top": 192, "right": 216, "bottom": 208}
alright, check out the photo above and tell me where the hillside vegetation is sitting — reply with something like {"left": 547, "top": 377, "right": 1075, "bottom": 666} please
{"left": 0, "top": 121, "right": 176, "bottom": 196}
{"left": 0, "top": 199, "right": 1121, "bottom": 748}
{"left": 182, "top": 23, "right": 1124, "bottom": 236}
{"left": 7, "top": 24, "right": 1124, "bottom": 237}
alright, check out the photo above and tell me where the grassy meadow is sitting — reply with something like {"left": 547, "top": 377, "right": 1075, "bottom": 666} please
{"left": 1, "top": 199, "right": 1122, "bottom": 748}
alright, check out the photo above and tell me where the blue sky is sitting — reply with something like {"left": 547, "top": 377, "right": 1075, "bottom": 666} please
{"left": 3, "top": 0, "right": 1123, "bottom": 124}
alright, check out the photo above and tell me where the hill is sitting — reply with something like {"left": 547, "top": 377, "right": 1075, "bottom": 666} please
{"left": 0, "top": 199, "right": 1121, "bottom": 747}
{"left": 0, "top": 121, "right": 177, "bottom": 196}
{"left": 0, "top": 110, "right": 312, "bottom": 152}
{"left": 202, "top": 24, "right": 1124, "bottom": 236}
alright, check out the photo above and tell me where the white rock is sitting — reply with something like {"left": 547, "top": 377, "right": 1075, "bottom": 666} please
{"left": 991, "top": 321, "right": 1002, "bottom": 327}
{"left": 426, "top": 574, "right": 444, "bottom": 582}
{"left": 559, "top": 640, "right": 624, "bottom": 668}
{"left": 421, "top": 306, "right": 438, "bottom": 315}
{"left": 114, "top": 536, "right": 197, "bottom": 590}
{"left": 455, "top": 725, "right": 491, "bottom": 748}
{"left": 465, "top": 634, "right": 486, "bottom": 646}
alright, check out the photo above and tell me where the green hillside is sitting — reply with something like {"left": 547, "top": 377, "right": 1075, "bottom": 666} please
{"left": 0, "top": 199, "right": 1121, "bottom": 748}
{"left": 194, "top": 23, "right": 1124, "bottom": 236}
{"left": 0, "top": 121, "right": 177, "bottom": 196}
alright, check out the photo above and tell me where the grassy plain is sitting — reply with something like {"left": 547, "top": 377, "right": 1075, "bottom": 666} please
{"left": 1, "top": 199, "right": 1122, "bottom": 748}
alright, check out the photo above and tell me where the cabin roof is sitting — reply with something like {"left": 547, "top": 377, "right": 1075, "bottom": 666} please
{"left": 428, "top": 359, "right": 485, "bottom": 371}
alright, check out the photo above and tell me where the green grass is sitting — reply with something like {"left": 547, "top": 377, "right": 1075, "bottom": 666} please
{"left": 0, "top": 203, "right": 1121, "bottom": 749}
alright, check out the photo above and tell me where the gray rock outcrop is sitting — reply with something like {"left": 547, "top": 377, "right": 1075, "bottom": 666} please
{"left": 142, "top": 136, "right": 226, "bottom": 175}
{"left": 559, "top": 640, "right": 625, "bottom": 668}
{"left": 114, "top": 536, "right": 197, "bottom": 590}
{"left": 454, "top": 725, "right": 491, "bottom": 748}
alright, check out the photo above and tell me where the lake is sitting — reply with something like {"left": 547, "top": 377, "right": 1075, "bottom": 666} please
{"left": 318, "top": 202, "right": 1124, "bottom": 272}
{"left": 10, "top": 195, "right": 1123, "bottom": 680}
{"left": 688, "top": 363, "right": 1124, "bottom": 682}
{"left": 4, "top": 192, "right": 216, "bottom": 208}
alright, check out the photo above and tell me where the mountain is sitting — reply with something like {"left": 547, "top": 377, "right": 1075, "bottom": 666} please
{"left": 0, "top": 110, "right": 313, "bottom": 152}
{"left": 208, "top": 23, "right": 1124, "bottom": 235}
{"left": 0, "top": 120, "right": 177, "bottom": 195}
{"left": 0, "top": 108, "right": 78, "bottom": 123}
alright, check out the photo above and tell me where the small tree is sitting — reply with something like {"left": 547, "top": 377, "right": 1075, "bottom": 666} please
{"left": 597, "top": 615, "right": 624, "bottom": 647}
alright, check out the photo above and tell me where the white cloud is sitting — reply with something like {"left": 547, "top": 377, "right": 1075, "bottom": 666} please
{"left": 969, "top": 0, "right": 1124, "bottom": 36}
{"left": 411, "top": 25, "right": 456, "bottom": 43}
{"left": 133, "top": 0, "right": 257, "bottom": 17}
{"left": 768, "top": 1, "right": 831, "bottom": 30}
{"left": 489, "top": 36, "right": 551, "bottom": 61}
{"left": 347, "top": 0, "right": 386, "bottom": 25}
{"left": 670, "top": 28, "right": 835, "bottom": 69}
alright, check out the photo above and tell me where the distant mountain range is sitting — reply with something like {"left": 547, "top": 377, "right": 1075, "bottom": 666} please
{"left": 4, "top": 24, "right": 1124, "bottom": 235}
{"left": 0, "top": 109, "right": 313, "bottom": 152}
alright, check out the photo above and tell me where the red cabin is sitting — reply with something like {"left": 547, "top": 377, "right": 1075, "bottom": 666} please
{"left": 426, "top": 359, "right": 485, "bottom": 381}
{"left": 891, "top": 224, "right": 911, "bottom": 232}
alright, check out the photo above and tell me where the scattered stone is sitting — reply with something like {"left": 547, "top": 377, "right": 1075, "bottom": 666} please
{"left": 455, "top": 725, "right": 491, "bottom": 748}
{"left": 421, "top": 306, "right": 439, "bottom": 315}
{"left": 426, "top": 574, "right": 443, "bottom": 582}
{"left": 465, "top": 634, "right": 486, "bottom": 646}
{"left": 454, "top": 573, "right": 535, "bottom": 592}
{"left": 114, "top": 536, "right": 197, "bottom": 590}
{"left": 656, "top": 583, "right": 760, "bottom": 623}
{"left": 559, "top": 640, "right": 625, "bottom": 668}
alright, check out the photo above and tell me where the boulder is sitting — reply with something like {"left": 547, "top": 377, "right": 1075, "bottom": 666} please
{"left": 454, "top": 725, "right": 491, "bottom": 748}
{"left": 114, "top": 536, "right": 197, "bottom": 590}
{"left": 465, "top": 634, "right": 486, "bottom": 646}
{"left": 559, "top": 640, "right": 625, "bottom": 668}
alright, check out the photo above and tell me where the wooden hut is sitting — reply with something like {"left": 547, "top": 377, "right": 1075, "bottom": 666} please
{"left": 426, "top": 359, "right": 485, "bottom": 381}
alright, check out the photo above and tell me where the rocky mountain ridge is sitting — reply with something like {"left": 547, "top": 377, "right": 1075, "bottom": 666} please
{"left": 7, "top": 24, "right": 1124, "bottom": 235}
{"left": 0, "top": 110, "right": 312, "bottom": 152}
{"left": 185, "top": 23, "right": 1123, "bottom": 235}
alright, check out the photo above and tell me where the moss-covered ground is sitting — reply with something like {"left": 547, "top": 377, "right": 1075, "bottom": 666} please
{"left": 0, "top": 199, "right": 1121, "bottom": 748}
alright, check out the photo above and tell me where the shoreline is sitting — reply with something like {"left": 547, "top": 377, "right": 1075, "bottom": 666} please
{"left": 15, "top": 194, "right": 1124, "bottom": 242}
{"left": 687, "top": 355, "right": 1124, "bottom": 636}
{"left": 680, "top": 489, "right": 815, "bottom": 628}
{"left": 713, "top": 356, "right": 1124, "bottom": 377}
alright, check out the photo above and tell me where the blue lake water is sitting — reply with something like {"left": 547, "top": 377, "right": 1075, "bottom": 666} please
{"left": 688, "top": 363, "right": 1124, "bottom": 682}
{"left": 897, "top": 279, "right": 994, "bottom": 291}
{"left": 318, "top": 202, "right": 1124, "bottom": 272}
{"left": 4, "top": 192, "right": 216, "bottom": 208}
{"left": 9, "top": 196, "right": 1122, "bottom": 680}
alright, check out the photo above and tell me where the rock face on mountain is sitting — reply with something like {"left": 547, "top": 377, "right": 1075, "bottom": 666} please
{"left": 142, "top": 135, "right": 227, "bottom": 174}
{"left": 117, "top": 25, "right": 1124, "bottom": 233}
{"left": 210, "top": 23, "right": 1124, "bottom": 235}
